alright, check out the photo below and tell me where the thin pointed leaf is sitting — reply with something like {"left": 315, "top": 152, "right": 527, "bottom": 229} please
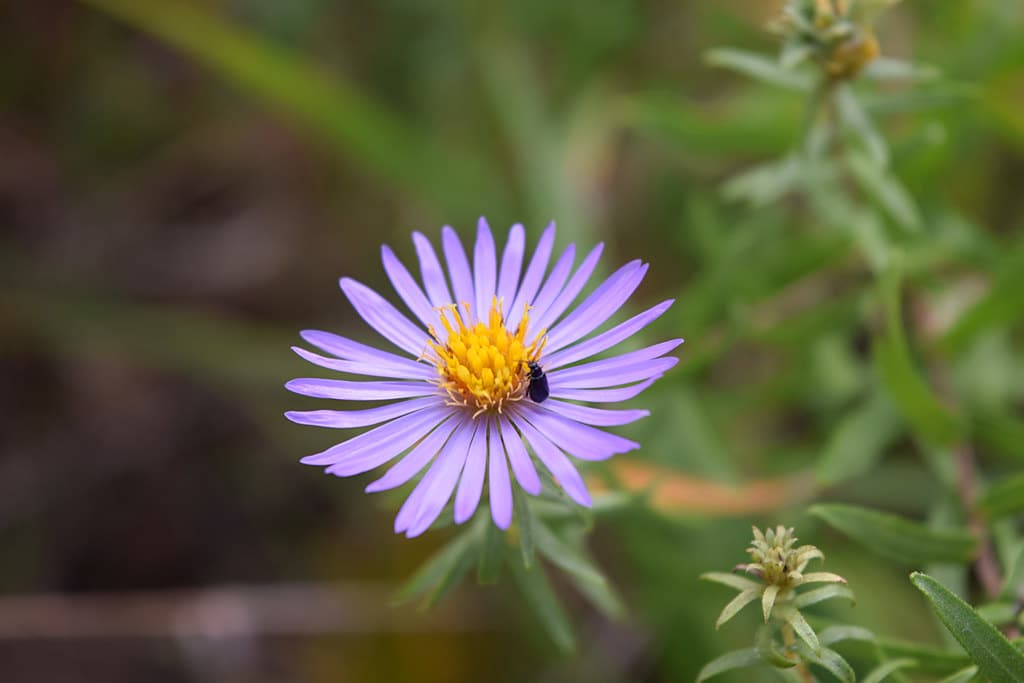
{"left": 533, "top": 522, "right": 625, "bottom": 619}
{"left": 978, "top": 472, "right": 1024, "bottom": 519}
{"left": 696, "top": 648, "right": 762, "bottom": 683}
{"left": 513, "top": 486, "right": 536, "bottom": 569}
{"left": 392, "top": 526, "right": 477, "bottom": 605}
{"left": 835, "top": 83, "right": 888, "bottom": 166}
{"left": 816, "top": 390, "right": 902, "bottom": 485}
{"left": 508, "top": 550, "right": 575, "bottom": 654}
{"left": 937, "top": 667, "right": 980, "bottom": 683}
{"left": 847, "top": 151, "right": 922, "bottom": 233}
{"left": 701, "top": 572, "right": 762, "bottom": 592}
{"left": 800, "top": 572, "right": 849, "bottom": 585}
{"left": 811, "top": 504, "right": 976, "bottom": 564}
{"left": 477, "top": 517, "right": 504, "bottom": 585}
{"left": 910, "top": 572, "right": 1024, "bottom": 683}
{"left": 877, "top": 638, "right": 971, "bottom": 675}
{"left": 818, "top": 625, "right": 875, "bottom": 647}
{"left": 863, "top": 659, "right": 917, "bottom": 683}
{"left": 779, "top": 606, "right": 819, "bottom": 652}
{"left": 716, "top": 587, "right": 762, "bottom": 629}
{"left": 793, "top": 584, "right": 855, "bottom": 609}
{"left": 762, "top": 584, "right": 781, "bottom": 622}
{"left": 705, "top": 48, "right": 813, "bottom": 92}
{"left": 798, "top": 644, "right": 855, "bottom": 683}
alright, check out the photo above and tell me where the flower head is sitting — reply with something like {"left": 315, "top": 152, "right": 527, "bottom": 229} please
{"left": 286, "top": 219, "right": 681, "bottom": 537}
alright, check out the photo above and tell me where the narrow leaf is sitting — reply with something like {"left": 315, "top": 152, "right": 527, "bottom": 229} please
{"left": 818, "top": 625, "right": 876, "bottom": 646}
{"left": 793, "top": 584, "right": 855, "bottom": 609}
{"left": 513, "top": 486, "right": 536, "bottom": 569}
{"left": 942, "top": 241, "right": 1024, "bottom": 354}
{"left": 877, "top": 638, "right": 971, "bottom": 675}
{"left": 756, "top": 624, "right": 798, "bottom": 669}
{"left": 701, "top": 572, "right": 762, "bottom": 592}
{"left": 910, "top": 571, "right": 1024, "bottom": 683}
{"left": 810, "top": 504, "right": 976, "bottom": 564}
{"left": 716, "top": 587, "right": 762, "bottom": 629}
{"left": 762, "top": 584, "right": 781, "bottom": 622}
{"left": 392, "top": 527, "right": 477, "bottom": 605}
{"left": 817, "top": 390, "right": 902, "bottom": 485}
{"left": 696, "top": 648, "right": 762, "bottom": 683}
{"left": 477, "top": 516, "right": 504, "bottom": 585}
{"left": 800, "top": 644, "right": 855, "bottom": 683}
{"left": 779, "top": 606, "right": 820, "bottom": 652}
{"left": 937, "top": 667, "right": 980, "bottom": 683}
{"left": 978, "top": 472, "right": 1024, "bottom": 519}
{"left": 705, "top": 48, "right": 813, "bottom": 92}
{"left": 847, "top": 150, "right": 922, "bottom": 233}
{"left": 507, "top": 550, "right": 575, "bottom": 654}
{"left": 862, "top": 658, "right": 917, "bottom": 683}
{"left": 835, "top": 83, "right": 888, "bottom": 167}
{"left": 533, "top": 522, "right": 625, "bottom": 619}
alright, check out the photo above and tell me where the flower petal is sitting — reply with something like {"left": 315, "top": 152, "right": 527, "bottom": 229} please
{"left": 405, "top": 421, "right": 479, "bottom": 537}
{"left": 525, "top": 243, "right": 575, "bottom": 334}
{"left": 412, "top": 231, "right": 453, "bottom": 308}
{"left": 547, "top": 339, "right": 683, "bottom": 383}
{"left": 285, "top": 396, "right": 441, "bottom": 428}
{"left": 382, "top": 244, "right": 437, "bottom": 330}
{"left": 530, "top": 243, "right": 603, "bottom": 336}
{"left": 511, "top": 410, "right": 592, "bottom": 507}
{"left": 538, "top": 399, "right": 650, "bottom": 427}
{"left": 544, "top": 261, "right": 648, "bottom": 353}
{"left": 516, "top": 404, "right": 639, "bottom": 461}
{"left": 473, "top": 217, "right": 497, "bottom": 322}
{"left": 292, "top": 346, "right": 434, "bottom": 380}
{"left": 393, "top": 417, "right": 470, "bottom": 533}
{"left": 453, "top": 419, "right": 489, "bottom": 524}
{"left": 326, "top": 410, "right": 456, "bottom": 476}
{"left": 300, "top": 330, "right": 433, "bottom": 376}
{"left": 550, "top": 377, "right": 659, "bottom": 403}
{"left": 549, "top": 357, "right": 678, "bottom": 389}
{"left": 488, "top": 417, "right": 513, "bottom": 529}
{"left": 300, "top": 405, "right": 451, "bottom": 466}
{"left": 507, "top": 222, "right": 555, "bottom": 330}
{"left": 365, "top": 416, "right": 460, "bottom": 492}
{"left": 498, "top": 415, "right": 542, "bottom": 495}
{"left": 496, "top": 223, "right": 526, "bottom": 317}
{"left": 542, "top": 299, "right": 675, "bottom": 370}
{"left": 285, "top": 378, "right": 435, "bottom": 401}
{"left": 340, "top": 278, "right": 430, "bottom": 357}
{"left": 442, "top": 226, "right": 475, "bottom": 316}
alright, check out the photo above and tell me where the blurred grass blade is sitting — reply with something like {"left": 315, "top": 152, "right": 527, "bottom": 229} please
{"left": 847, "top": 150, "right": 922, "bottom": 232}
{"left": 937, "top": 667, "right": 981, "bottom": 683}
{"left": 862, "top": 57, "right": 940, "bottom": 83}
{"left": 816, "top": 390, "right": 901, "bottom": 485}
{"left": 392, "top": 526, "right": 478, "bottom": 606}
{"left": 78, "top": 0, "right": 503, "bottom": 214}
{"left": 975, "top": 601, "right": 1017, "bottom": 626}
{"left": 862, "top": 659, "right": 917, "bottom": 683}
{"left": 835, "top": 83, "right": 889, "bottom": 167}
{"left": 978, "top": 472, "right": 1024, "bottom": 519}
{"left": 818, "top": 625, "right": 876, "bottom": 646}
{"left": 532, "top": 522, "right": 625, "bottom": 619}
{"left": 513, "top": 486, "right": 536, "bottom": 569}
{"left": 876, "top": 638, "right": 971, "bottom": 675}
{"left": 810, "top": 504, "right": 976, "bottom": 564}
{"left": 971, "top": 410, "right": 1024, "bottom": 465}
{"left": 792, "top": 584, "right": 855, "bottom": 610}
{"left": 507, "top": 551, "right": 575, "bottom": 654}
{"left": 696, "top": 648, "right": 762, "bottom": 683}
{"left": 910, "top": 572, "right": 1024, "bottom": 683}
{"left": 477, "top": 516, "right": 504, "bottom": 585}
{"left": 705, "top": 48, "right": 813, "bottom": 92}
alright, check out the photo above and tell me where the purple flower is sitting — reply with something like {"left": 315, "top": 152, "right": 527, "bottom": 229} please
{"left": 286, "top": 219, "right": 682, "bottom": 537}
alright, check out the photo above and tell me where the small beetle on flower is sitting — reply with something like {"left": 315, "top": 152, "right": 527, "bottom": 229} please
{"left": 286, "top": 219, "right": 681, "bottom": 537}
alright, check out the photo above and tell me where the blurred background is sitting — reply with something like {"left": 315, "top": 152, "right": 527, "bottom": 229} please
{"left": 2, "top": 0, "right": 1023, "bottom": 681}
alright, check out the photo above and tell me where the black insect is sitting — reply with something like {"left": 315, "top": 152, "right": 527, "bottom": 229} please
{"left": 525, "top": 360, "right": 550, "bottom": 403}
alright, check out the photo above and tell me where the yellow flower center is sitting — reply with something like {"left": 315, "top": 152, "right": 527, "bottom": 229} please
{"left": 428, "top": 298, "right": 544, "bottom": 415}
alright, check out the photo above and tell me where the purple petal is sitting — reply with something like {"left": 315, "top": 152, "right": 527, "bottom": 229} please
{"left": 498, "top": 415, "right": 542, "bottom": 495}
{"left": 292, "top": 346, "right": 434, "bottom": 380}
{"left": 393, "top": 417, "right": 470, "bottom": 532}
{"left": 285, "top": 378, "right": 435, "bottom": 401}
{"left": 365, "top": 416, "right": 460, "bottom": 492}
{"left": 496, "top": 224, "right": 526, "bottom": 316}
{"left": 300, "top": 330, "right": 433, "bottom": 376}
{"left": 548, "top": 339, "right": 683, "bottom": 383}
{"left": 412, "top": 231, "right": 453, "bottom": 308}
{"left": 285, "top": 396, "right": 441, "bottom": 428}
{"left": 325, "top": 409, "right": 456, "bottom": 476}
{"left": 473, "top": 218, "right": 497, "bottom": 322}
{"left": 511, "top": 410, "right": 592, "bottom": 507}
{"left": 548, "top": 356, "right": 678, "bottom": 389}
{"left": 516, "top": 404, "right": 638, "bottom": 461}
{"left": 544, "top": 261, "right": 648, "bottom": 353}
{"left": 542, "top": 299, "right": 675, "bottom": 370}
{"left": 405, "top": 421, "right": 479, "bottom": 537}
{"left": 550, "top": 377, "right": 659, "bottom": 403}
{"left": 340, "top": 278, "right": 430, "bottom": 357}
{"left": 382, "top": 245, "right": 437, "bottom": 330}
{"left": 442, "top": 226, "right": 475, "bottom": 318}
{"left": 300, "top": 405, "right": 451, "bottom": 466}
{"left": 453, "top": 419, "right": 488, "bottom": 524}
{"left": 524, "top": 244, "right": 575, "bottom": 337}
{"left": 539, "top": 399, "right": 650, "bottom": 427}
{"left": 530, "top": 243, "right": 603, "bottom": 336}
{"left": 488, "top": 418, "right": 513, "bottom": 529}
{"left": 507, "top": 222, "right": 556, "bottom": 330}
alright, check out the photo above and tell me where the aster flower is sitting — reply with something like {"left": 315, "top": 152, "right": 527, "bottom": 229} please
{"left": 286, "top": 218, "right": 681, "bottom": 537}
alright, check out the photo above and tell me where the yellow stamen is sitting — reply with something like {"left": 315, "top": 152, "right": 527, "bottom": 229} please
{"left": 428, "top": 297, "right": 545, "bottom": 416}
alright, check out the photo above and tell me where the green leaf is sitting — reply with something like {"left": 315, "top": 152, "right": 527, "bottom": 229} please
{"left": 778, "top": 606, "right": 819, "bottom": 652}
{"left": 533, "top": 522, "right": 625, "bottom": 619}
{"left": 937, "top": 667, "right": 981, "bottom": 683}
{"left": 811, "top": 504, "right": 977, "bottom": 564}
{"left": 392, "top": 526, "right": 478, "bottom": 607}
{"left": 816, "top": 390, "right": 902, "bottom": 485}
{"left": 723, "top": 155, "right": 802, "bottom": 207}
{"left": 762, "top": 584, "right": 781, "bottom": 622}
{"left": 477, "top": 516, "right": 504, "bottom": 585}
{"left": 701, "top": 572, "right": 762, "bottom": 592}
{"left": 513, "top": 486, "right": 536, "bottom": 569}
{"left": 696, "top": 648, "right": 762, "bottom": 683}
{"left": 978, "top": 472, "right": 1024, "bottom": 519}
{"left": 942, "top": 240, "right": 1024, "bottom": 354}
{"left": 847, "top": 150, "right": 922, "bottom": 233}
{"left": 835, "top": 83, "right": 889, "bottom": 167}
{"left": 793, "top": 584, "right": 855, "bottom": 609}
{"left": 876, "top": 638, "right": 971, "bottom": 675}
{"left": 975, "top": 601, "right": 1017, "bottom": 626}
{"left": 818, "top": 625, "right": 876, "bottom": 646}
{"left": 756, "top": 624, "right": 797, "bottom": 669}
{"left": 507, "top": 550, "right": 575, "bottom": 654}
{"left": 78, "top": 0, "right": 502, "bottom": 215}
{"left": 971, "top": 410, "right": 1024, "bottom": 465}
{"left": 910, "top": 572, "right": 1024, "bottom": 683}
{"left": 705, "top": 48, "right": 814, "bottom": 92}
{"left": 862, "top": 658, "right": 917, "bottom": 683}
{"left": 799, "top": 644, "right": 855, "bottom": 683}
{"left": 862, "top": 57, "right": 940, "bottom": 83}
{"left": 715, "top": 587, "right": 762, "bottom": 629}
